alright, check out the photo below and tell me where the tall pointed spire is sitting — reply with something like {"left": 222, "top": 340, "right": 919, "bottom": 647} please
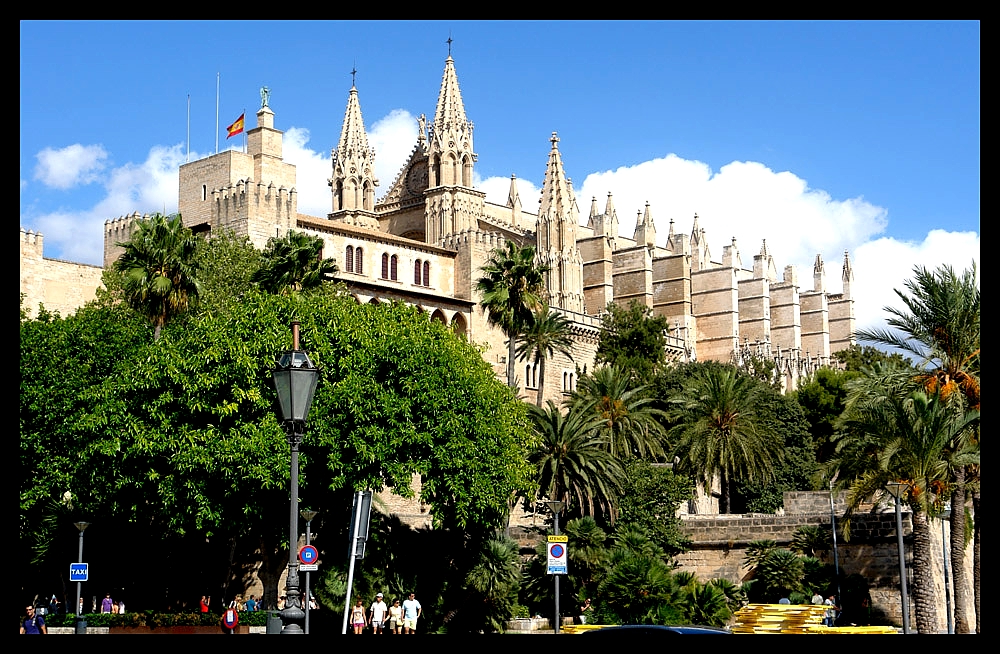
{"left": 536, "top": 132, "right": 583, "bottom": 312}
{"left": 634, "top": 201, "right": 656, "bottom": 248}
{"left": 427, "top": 52, "right": 476, "bottom": 187}
{"left": 587, "top": 196, "right": 600, "bottom": 229}
{"left": 330, "top": 77, "right": 378, "bottom": 223}
{"left": 841, "top": 250, "right": 854, "bottom": 298}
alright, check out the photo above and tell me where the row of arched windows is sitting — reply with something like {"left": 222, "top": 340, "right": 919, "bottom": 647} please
{"left": 345, "top": 244, "right": 431, "bottom": 287}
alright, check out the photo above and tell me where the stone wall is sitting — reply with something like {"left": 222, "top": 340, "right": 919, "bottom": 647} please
{"left": 20, "top": 229, "right": 103, "bottom": 319}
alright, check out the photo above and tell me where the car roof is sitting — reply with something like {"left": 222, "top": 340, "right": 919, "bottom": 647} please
{"left": 582, "top": 624, "right": 732, "bottom": 635}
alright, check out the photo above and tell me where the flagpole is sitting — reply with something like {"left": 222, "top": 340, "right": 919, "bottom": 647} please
{"left": 186, "top": 94, "right": 191, "bottom": 163}
{"left": 243, "top": 107, "right": 247, "bottom": 153}
{"left": 215, "top": 72, "right": 220, "bottom": 154}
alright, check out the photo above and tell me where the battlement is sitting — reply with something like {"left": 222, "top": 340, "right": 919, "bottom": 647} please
{"left": 20, "top": 228, "right": 43, "bottom": 255}
{"left": 103, "top": 212, "right": 153, "bottom": 268}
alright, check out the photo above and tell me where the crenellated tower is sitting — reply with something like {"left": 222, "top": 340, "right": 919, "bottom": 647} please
{"left": 329, "top": 81, "right": 379, "bottom": 229}
{"left": 535, "top": 132, "right": 584, "bottom": 312}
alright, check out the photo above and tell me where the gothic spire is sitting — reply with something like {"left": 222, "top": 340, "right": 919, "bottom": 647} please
{"left": 330, "top": 79, "right": 378, "bottom": 215}
{"left": 537, "top": 132, "right": 576, "bottom": 228}
{"left": 427, "top": 53, "right": 476, "bottom": 187}
{"left": 634, "top": 201, "right": 656, "bottom": 248}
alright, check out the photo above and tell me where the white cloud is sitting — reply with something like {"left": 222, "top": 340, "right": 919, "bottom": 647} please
{"left": 284, "top": 127, "right": 330, "bottom": 218}
{"left": 476, "top": 174, "right": 541, "bottom": 211}
{"left": 851, "top": 230, "right": 980, "bottom": 334}
{"left": 32, "top": 144, "right": 185, "bottom": 265}
{"left": 34, "top": 144, "right": 109, "bottom": 189}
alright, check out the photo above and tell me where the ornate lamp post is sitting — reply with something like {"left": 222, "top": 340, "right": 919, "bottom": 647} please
{"left": 272, "top": 321, "right": 320, "bottom": 635}
{"left": 886, "top": 481, "right": 911, "bottom": 634}
{"left": 300, "top": 509, "right": 319, "bottom": 635}
{"left": 542, "top": 500, "right": 565, "bottom": 634}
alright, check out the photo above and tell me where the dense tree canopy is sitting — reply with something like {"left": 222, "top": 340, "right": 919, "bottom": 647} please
{"left": 595, "top": 300, "right": 672, "bottom": 383}
{"left": 21, "top": 277, "right": 535, "bottom": 609}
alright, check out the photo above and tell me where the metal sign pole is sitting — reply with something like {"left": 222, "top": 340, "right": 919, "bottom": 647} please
{"left": 341, "top": 491, "right": 363, "bottom": 634}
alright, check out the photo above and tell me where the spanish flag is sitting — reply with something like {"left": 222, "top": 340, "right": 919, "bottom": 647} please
{"left": 226, "top": 113, "right": 245, "bottom": 139}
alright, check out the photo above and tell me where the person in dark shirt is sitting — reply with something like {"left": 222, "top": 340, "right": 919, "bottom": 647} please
{"left": 21, "top": 606, "right": 47, "bottom": 634}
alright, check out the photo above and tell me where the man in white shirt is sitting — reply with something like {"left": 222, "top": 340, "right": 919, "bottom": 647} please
{"left": 402, "top": 592, "right": 422, "bottom": 634}
{"left": 369, "top": 592, "right": 389, "bottom": 634}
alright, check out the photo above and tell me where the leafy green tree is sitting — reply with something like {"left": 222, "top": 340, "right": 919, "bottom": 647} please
{"left": 515, "top": 305, "right": 575, "bottom": 406}
{"left": 792, "top": 366, "right": 855, "bottom": 463}
{"left": 476, "top": 240, "right": 550, "bottom": 388}
{"left": 833, "top": 372, "right": 979, "bottom": 633}
{"left": 732, "top": 386, "right": 819, "bottom": 513}
{"left": 251, "top": 230, "right": 338, "bottom": 296}
{"left": 113, "top": 212, "right": 201, "bottom": 340}
{"left": 833, "top": 344, "right": 909, "bottom": 372}
{"left": 856, "top": 262, "right": 980, "bottom": 633}
{"left": 616, "top": 459, "right": 693, "bottom": 557}
{"left": 563, "top": 516, "right": 610, "bottom": 600}
{"left": 192, "top": 228, "right": 263, "bottom": 313}
{"left": 667, "top": 364, "right": 783, "bottom": 513}
{"left": 572, "top": 364, "right": 668, "bottom": 460}
{"left": 527, "top": 401, "right": 625, "bottom": 517}
{"left": 595, "top": 300, "right": 671, "bottom": 383}
{"left": 21, "top": 288, "right": 536, "bottom": 610}
{"left": 681, "top": 582, "right": 731, "bottom": 627}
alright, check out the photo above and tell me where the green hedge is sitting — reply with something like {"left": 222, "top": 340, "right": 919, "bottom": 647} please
{"left": 45, "top": 610, "right": 271, "bottom": 628}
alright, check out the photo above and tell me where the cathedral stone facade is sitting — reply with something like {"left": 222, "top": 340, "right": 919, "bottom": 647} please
{"left": 25, "top": 52, "right": 856, "bottom": 401}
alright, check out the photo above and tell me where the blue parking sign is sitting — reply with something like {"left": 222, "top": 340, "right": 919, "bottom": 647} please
{"left": 70, "top": 563, "right": 89, "bottom": 582}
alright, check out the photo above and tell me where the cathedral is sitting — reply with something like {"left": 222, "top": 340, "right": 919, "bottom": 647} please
{"left": 32, "top": 52, "right": 856, "bottom": 402}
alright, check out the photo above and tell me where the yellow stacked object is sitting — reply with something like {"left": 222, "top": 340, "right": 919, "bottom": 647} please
{"left": 732, "top": 603, "right": 829, "bottom": 634}
{"left": 560, "top": 624, "right": 608, "bottom": 634}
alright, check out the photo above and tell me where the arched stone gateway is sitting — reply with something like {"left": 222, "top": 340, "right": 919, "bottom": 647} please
{"left": 450, "top": 312, "right": 468, "bottom": 338}
{"left": 430, "top": 308, "right": 447, "bottom": 325}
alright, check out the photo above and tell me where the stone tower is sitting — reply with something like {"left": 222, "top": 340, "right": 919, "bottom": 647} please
{"left": 536, "top": 132, "right": 584, "bottom": 313}
{"left": 424, "top": 54, "right": 485, "bottom": 244}
{"left": 329, "top": 81, "right": 379, "bottom": 229}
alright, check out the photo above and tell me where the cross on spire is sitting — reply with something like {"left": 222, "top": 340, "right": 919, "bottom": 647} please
{"left": 351, "top": 63, "right": 357, "bottom": 87}
{"left": 447, "top": 34, "right": 453, "bottom": 56}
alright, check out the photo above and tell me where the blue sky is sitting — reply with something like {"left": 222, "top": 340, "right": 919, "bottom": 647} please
{"left": 20, "top": 20, "right": 979, "bottom": 332}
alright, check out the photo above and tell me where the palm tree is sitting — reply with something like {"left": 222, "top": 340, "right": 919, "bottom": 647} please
{"left": 667, "top": 365, "right": 782, "bottom": 513}
{"left": 832, "top": 374, "right": 979, "bottom": 634}
{"left": 571, "top": 364, "right": 668, "bottom": 460}
{"left": 527, "top": 401, "right": 625, "bottom": 517}
{"left": 251, "top": 230, "right": 338, "bottom": 296}
{"left": 476, "top": 240, "right": 550, "bottom": 388}
{"left": 113, "top": 213, "right": 201, "bottom": 341}
{"left": 856, "top": 262, "right": 979, "bottom": 632}
{"left": 516, "top": 305, "right": 575, "bottom": 406}
{"left": 464, "top": 536, "right": 522, "bottom": 633}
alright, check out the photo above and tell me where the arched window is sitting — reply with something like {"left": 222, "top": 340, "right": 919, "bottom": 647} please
{"left": 355, "top": 247, "right": 363, "bottom": 274}
{"left": 346, "top": 245, "right": 354, "bottom": 273}
{"left": 423, "top": 260, "right": 430, "bottom": 286}
{"left": 414, "top": 259, "right": 422, "bottom": 285}
{"left": 390, "top": 255, "right": 398, "bottom": 281}
{"left": 381, "top": 253, "right": 389, "bottom": 279}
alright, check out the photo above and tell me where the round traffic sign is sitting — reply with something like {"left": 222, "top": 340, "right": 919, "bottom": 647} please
{"left": 222, "top": 608, "right": 239, "bottom": 629}
{"left": 550, "top": 544, "right": 564, "bottom": 558}
{"left": 299, "top": 544, "right": 319, "bottom": 564}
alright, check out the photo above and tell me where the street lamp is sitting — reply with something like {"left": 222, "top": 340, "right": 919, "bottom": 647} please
{"left": 73, "top": 521, "right": 90, "bottom": 635}
{"left": 542, "top": 500, "right": 565, "bottom": 635}
{"left": 886, "top": 481, "right": 911, "bottom": 634}
{"left": 272, "top": 321, "right": 320, "bottom": 635}
{"left": 300, "top": 509, "right": 319, "bottom": 635}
